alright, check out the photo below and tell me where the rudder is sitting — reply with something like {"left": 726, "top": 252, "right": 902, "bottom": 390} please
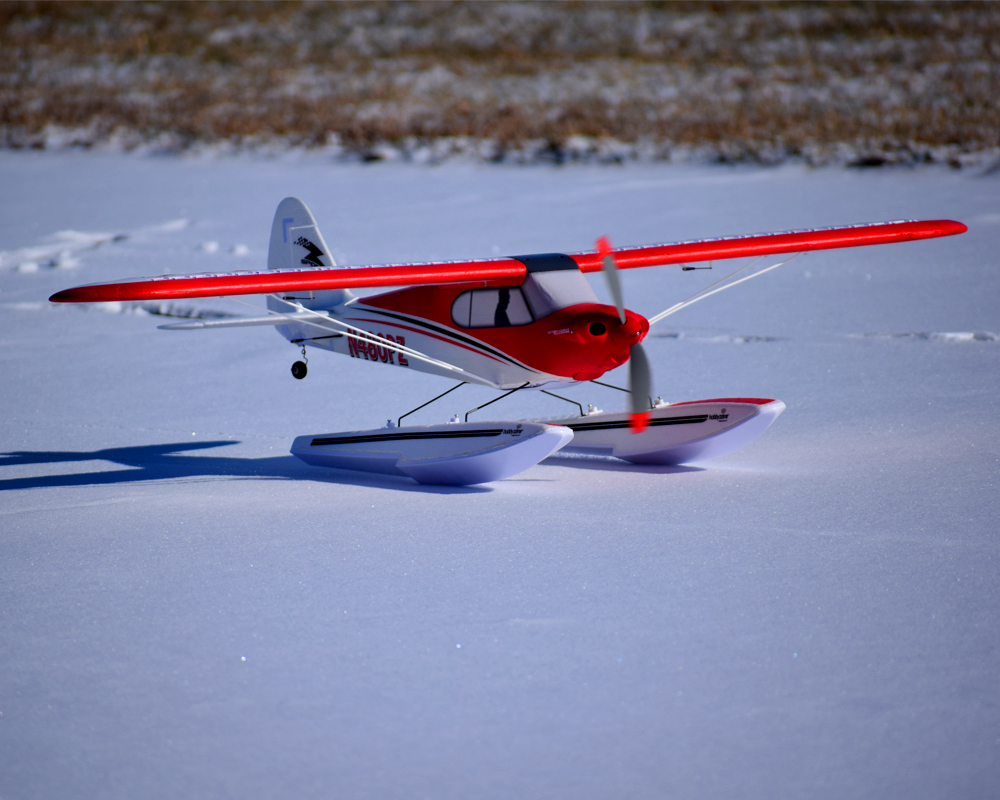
{"left": 267, "top": 197, "right": 352, "bottom": 315}
{"left": 268, "top": 197, "right": 335, "bottom": 271}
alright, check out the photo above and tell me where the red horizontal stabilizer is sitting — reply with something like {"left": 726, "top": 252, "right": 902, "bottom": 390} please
{"left": 49, "top": 219, "right": 965, "bottom": 304}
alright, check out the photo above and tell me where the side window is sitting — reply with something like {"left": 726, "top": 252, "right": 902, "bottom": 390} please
{"left": 451, "top": 290, "right": 472, "bottom": 327}
{"left": 451, "top": 288, "right": 534, "bottom": 328}
{"left": 470, "top": 290, "right": 502, "bottom": 327}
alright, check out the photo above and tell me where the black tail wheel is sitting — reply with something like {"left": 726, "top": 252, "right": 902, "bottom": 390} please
{"left": 291, "top": 361, "right": 308, "bottom": 380}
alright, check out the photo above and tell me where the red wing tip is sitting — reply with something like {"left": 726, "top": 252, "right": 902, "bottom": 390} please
{"left": 921, "top": 219, "right": 967, "bottom": 236}
{"left": 49, "top": 289, "right": 79, "bottom": 303}
{"left": 50, "top": 285, "right": 123, "bottom": 303}
{"left": 50, "top": 287, "right": 113, "bottom": 303}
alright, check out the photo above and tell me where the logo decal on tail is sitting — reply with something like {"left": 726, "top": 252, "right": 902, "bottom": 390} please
{"left": 295, "top": 236, "right": 325, "bottom": 267}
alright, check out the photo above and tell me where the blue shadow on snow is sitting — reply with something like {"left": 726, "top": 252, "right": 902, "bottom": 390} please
{"left": 1, "top": 441, "right": 704, "bottom": 494}
{"left": 0, "top": 440, "right": 492, "bottom": 495}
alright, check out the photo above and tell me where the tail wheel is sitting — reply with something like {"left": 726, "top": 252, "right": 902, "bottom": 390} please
{"left": 291, "top": 361, "right": 308, "bottom": 380}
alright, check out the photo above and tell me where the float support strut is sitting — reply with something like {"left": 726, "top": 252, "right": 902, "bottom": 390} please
{"left": 398, "top": 382, "right": 468, "bottom": 428}
{"left": 464, "top": 383, "right": 530, "bottom": 422}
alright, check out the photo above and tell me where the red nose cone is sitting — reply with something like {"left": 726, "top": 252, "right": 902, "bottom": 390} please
{"left": 553, "top": 304, "right": 650, "bottom": 383}
{"left": 611, "top": 312, "right": 648, "bottom": 348}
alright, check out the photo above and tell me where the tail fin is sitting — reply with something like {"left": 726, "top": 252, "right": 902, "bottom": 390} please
{"left": 267, "top": 197, "right": 353, "bottom": 313}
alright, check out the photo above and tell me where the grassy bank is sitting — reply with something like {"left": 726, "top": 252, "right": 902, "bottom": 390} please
{"left": 2, "top": 1, "right": 998, "bottom": 164}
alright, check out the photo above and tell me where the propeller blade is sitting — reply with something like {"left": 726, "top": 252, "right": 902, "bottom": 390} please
{"left": 597, "top": 237, "right": 652, "bottom": 431}
{"left": 629, "top": 343, "right": 653, "bottom": 433}
{"left": 596, "top": 236, "right": 626, "bottom": 324}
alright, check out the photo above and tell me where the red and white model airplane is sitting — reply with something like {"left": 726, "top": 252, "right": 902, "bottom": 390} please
{"left": 50, "top": 198, "right": 966, "bottom": 484}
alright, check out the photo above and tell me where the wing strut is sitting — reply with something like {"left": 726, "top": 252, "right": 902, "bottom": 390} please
{"left": 647, "top": 253, "right": 801, "bottom": 326}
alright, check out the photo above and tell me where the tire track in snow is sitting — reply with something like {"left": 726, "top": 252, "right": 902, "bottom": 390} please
{"left": 0, "top": 218, "right": 189, "bottom": 272}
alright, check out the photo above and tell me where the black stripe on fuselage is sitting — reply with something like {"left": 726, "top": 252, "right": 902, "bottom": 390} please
{"left": 355, "top": 307, "right": 528, "bottom": 368}
{"left": 568, "top": 414, "right": 709, "bottom": 432}
{"left": 311, "top": 429, "right": 505, "bottom": 446}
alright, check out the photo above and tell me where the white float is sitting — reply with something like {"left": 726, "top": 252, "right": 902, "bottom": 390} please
{"left": 291, "top": 421, "right": 573, "bottom": 485}
{"left": 531, "top": 398, "right": 785, "bottom": 465}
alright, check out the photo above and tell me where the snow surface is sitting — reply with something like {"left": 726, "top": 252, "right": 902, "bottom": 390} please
{"left": 1, "top": 152, "right": 998, "bottom": 799}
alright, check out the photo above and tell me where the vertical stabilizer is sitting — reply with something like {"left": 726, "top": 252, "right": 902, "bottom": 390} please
{"left": 269, "top": 196, "right": 335, "bottom": 272}
{"left": 267, "top": 197, "right": 353, "bottom": 321}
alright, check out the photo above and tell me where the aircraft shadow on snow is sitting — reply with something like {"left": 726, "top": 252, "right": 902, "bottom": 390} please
{"left": 0, "top": 441, "right": 489, "bottom": 495}
{"left": 0, "top": 441, "right": 701, "bottom": 494}
{"left": 540, "top": 454, "right": 704, "bottom": 475}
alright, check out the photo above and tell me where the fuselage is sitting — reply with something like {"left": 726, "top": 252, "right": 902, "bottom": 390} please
{"left": 274, "top": 272, "right": 649, "bottom": 389}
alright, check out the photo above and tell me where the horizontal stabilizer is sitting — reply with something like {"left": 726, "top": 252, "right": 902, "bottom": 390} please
{"left": 157, "top": 313, "right": 326, "bottom": 331}
{"left": 51, "top": 219, "right": 966, "bottom": 304}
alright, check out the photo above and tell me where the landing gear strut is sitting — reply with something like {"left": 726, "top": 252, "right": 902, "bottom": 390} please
{"left": 291, "top": 345, "right": 308, "bottom": 379}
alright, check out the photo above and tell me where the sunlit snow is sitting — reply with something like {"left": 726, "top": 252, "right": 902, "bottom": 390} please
{"left": 1, "top": 151, "right": 998, "bottom": 800}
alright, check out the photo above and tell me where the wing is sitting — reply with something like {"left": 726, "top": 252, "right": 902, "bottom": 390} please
{"left": 50, "top": 259, "right": 527, "bottom": 303}
{"left": 50, "top": 219, "right": 965, "bottom": 304}
{"left": 572, "top": 218, "right": 966, "bottom": 272}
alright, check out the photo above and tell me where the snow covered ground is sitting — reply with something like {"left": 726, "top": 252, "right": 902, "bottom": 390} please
{"left": 1, "top": 152, "right": 998, "bottom": 799}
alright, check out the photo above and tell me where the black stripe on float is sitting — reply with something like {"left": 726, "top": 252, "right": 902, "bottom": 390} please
{"left": 569, "top": 414, "right": 708, "bottom": 432}
{"left": 311, "top": 429, "right": 505, "bottom": 446}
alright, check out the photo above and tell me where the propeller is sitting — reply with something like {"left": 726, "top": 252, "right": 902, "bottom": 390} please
{"left": 596, "top": 236, "right": 653, "bottom": 433}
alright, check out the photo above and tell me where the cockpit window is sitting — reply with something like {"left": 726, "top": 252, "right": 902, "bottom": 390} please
{"left": 451, "top": 288, "right": 534, "bottom": 328}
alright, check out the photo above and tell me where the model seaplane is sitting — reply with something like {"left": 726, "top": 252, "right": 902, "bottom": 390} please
{"left": 50, "top": 198, "right": 966, "bottom": 485}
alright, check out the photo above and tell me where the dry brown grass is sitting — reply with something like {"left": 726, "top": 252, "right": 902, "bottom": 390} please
{"left": 2, "top": 1, "right": 998, "bottom": 162}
